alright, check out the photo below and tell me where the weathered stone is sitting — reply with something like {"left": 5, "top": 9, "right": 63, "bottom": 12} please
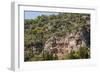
{"left": 43, "top": 27, "right": 90, "bottom": 59}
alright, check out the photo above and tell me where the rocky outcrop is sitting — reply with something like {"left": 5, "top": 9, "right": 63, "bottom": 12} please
{"left": 43, "top": 26, "right": 90, "bottom": 59}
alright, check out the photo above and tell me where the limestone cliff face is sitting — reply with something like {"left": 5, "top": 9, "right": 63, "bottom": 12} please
{"left": 43, "top": 25, "right": 90, "bottom": 59}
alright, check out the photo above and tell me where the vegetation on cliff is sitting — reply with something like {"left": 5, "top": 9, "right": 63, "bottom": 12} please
{"left": 24, "top": 12, "right": 90, "bottom": 61}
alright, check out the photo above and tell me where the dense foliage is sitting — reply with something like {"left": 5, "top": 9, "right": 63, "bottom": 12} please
{"left": 24, "top": 13, "right": 90, "bottom": 61}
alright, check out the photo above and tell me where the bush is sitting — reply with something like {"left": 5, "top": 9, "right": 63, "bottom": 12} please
{"left": 78, "top": 47, "right": 90, "bottom": 58}
{"left": 66, "top": 47, "right": 90, "bottom": 59}
{"left": 24, "top": 48, "right": 33, "bottom": 61}
{"left": 67, "top": 51, "right": 79, "bottom": 59}
{"left": 42, "top": 52, "right": 58, "bottom": 60}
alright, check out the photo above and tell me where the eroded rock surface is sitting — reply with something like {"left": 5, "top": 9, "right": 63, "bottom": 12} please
{"left": 43, "top": 25, "right": 90, "bottom": 59}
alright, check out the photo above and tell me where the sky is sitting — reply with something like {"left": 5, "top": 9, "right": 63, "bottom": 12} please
{"left": 24, "top": 11, "right": 58, "bottom": 19}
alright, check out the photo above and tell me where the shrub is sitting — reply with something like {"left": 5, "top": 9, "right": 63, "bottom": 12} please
{"left": 66, "top": 47, "right": 90, "bottom": 59}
